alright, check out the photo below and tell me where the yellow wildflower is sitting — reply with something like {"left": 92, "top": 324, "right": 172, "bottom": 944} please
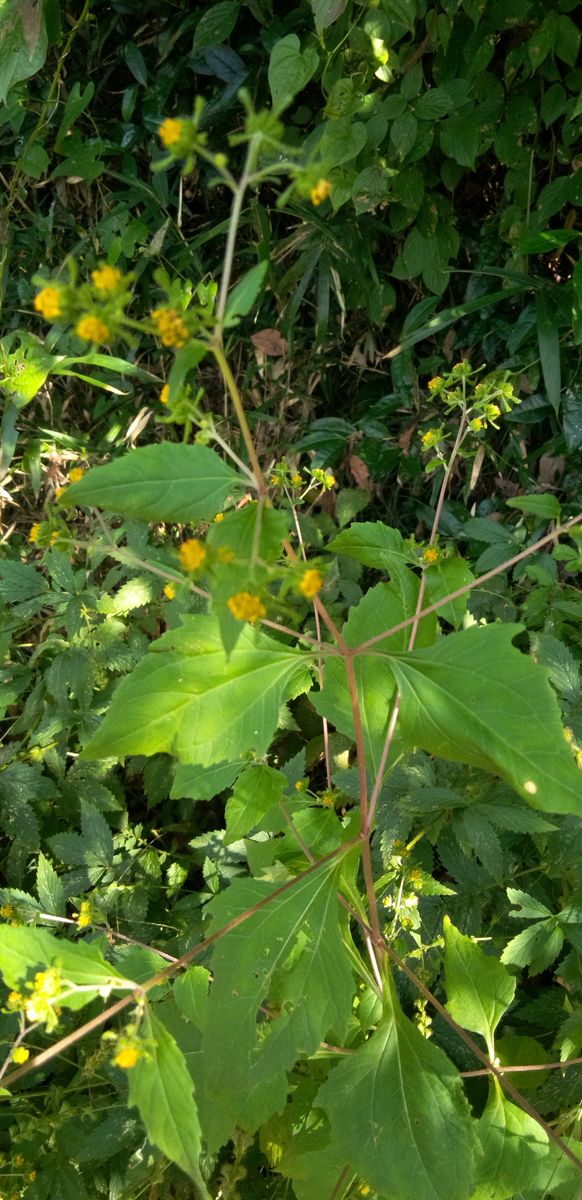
{"left": 76, "top": 315, "right": 110, "bottom": 343}
{"left": 91, "top": 265, "right": 122, "bottom": 291}
{"left": 158, "top": 118, "right": 184, "bottom": 148}
{"left": 13, "top": 1154, "right": 25, "bottom": 1168}
{"left": 310, "top": 179, "right": 331, "bottom": 205}
{"left": 0, "top": 904, "right": 14, "bottom": 918}
{"left": 11, "top": 1047, "right": 29, "bottom": 1064}
{"left": 227, "top": 592, "right": 266, "bottom": 624}
{"left": 28, "top": 523, "right": 42, "bottom": 544}
{"left": 68, "top": 467, "right": 84, "bottom": 483}
{"left": 160, "top": 384, "right": 170, "bottom": 405}
{"left": 469, "top": 417, "right": 484, "bottom": 432}
{"left": 49, "top": 531, "right": 60, "bottom": 547}
{"left": 179, "top": 538, "right": 206, "bottom": 572}
{"left": 428, "top": 376, "right": 443, "bottom": 391}
{"left": 164, "top": 582, "right": 176, "bottom": 600}
{"left": 27, "top": 1170, "right": 37, "bottom": 1182}
{"left": 114, "top": 1045, "right": 140, "bottom": 1069}
{"left": 484, "top": 403, "right": 501, "bottom": 422}
{"left": 291, "top": 473, "right": 302, "bottom": 486}
{"left": 34, "top": 286, "right": 62, "bottom": 319}
{"left": 214, "top": 512, "right": 224, "bottom": 522}
{"left": 420, "top": 427, "right": 444, "bottom": 451}
{"left": 359, "top": 1188, "right": 371, "bottom": 1197}
{"left": 32, "top": 970, "right": 60, "bottom": 998}
{"left": 564, "top": 727, "right": 574, "bottom": 743}
{"left": 295, "top": 779, "right": 308, "bottom": 791}
{"left": 422, "top": 547, "right": 439, "bottom": 566}
{"left": 55, "top": 486, "right": 66, "bottom": 500}
{"left": 6, "top": 992, "right": 24, "bottom": 1011}
{"left": 76, "top": 899, "right": 93, "bottom": 928}
{"left": 152, "top": 307, "right": 188, "bottom": 348}
{"left": 299, "top": 568, "right": 324, "bottom": 599}
{"left": 320, "top": 789, "right": 336, "bottom": 809}
{"left": 324, "top": 472, "right": 335, "bottom": 489}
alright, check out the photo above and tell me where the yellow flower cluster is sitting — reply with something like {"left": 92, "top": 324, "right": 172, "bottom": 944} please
{"left": 421, "top": 547, "right": 440, "bottom": 566}
{"left": 114, "top": 1045, "right": 141, "bottom": 1069}
{"left": 227, "top": 592, "right": 266, "bottom": 624}
{"left": 34, "top": 286, "right": 62, "bottom": 319}
{"left": 299, "top": 568, "right": 324, "bottom": 599}
{"left": 8, "top": 969, "right": 62, "bottom": 1025}
{"left": 164, "top": 582, "right": 176, "bottom": 600}
{"left": 310, "top": 179, "right": 331, "bottom": 205}
{"left": 68, "top": 466, "right": 85, "bottom": 483}
{"left": 427, "top": 376, "right": 443, "bottom": 392}
{"left": 179, "top": 538, "right": 206, "bottom": 572}
{"left": 91, "top": 265, "right": 122, "bottom": 291}
{"left": 158, "top": 118, "right": 184, "bottom": 148}
{"left": 152, "top": 306, "right": 188, "bottom": 348}
{"left": 11, "top": 1046, "right": 29, "bottom": 1064}
{"left": 420, "top": 427, "right": 444, "bottom": 451}
{"left": 28, "top": 523, "right": 42, "bottom": 544}
{"left": 76, "top": 315, "right": 110, "bottom": 343}
{"left": 76, "top": 899, "right": 94, "bottom": 928}
{"left": 160, "top": 384, "right": 170, "bottom": 405}
{"left": 0, "top": 903, "right": 15, "bottom": 919}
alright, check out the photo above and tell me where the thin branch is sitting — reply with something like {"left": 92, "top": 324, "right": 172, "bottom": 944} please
{"left": 461, "top": 1056, "right": 582, "bottom": 1078}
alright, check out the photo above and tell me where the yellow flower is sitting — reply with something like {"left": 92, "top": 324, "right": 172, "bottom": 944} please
{"left": 214, "top": 512, "right": 224, "bottom": 522}
{"left": 6, "top": 992, "right": 24, "bottom": 1011}
{"left": 310, "top": 179, "right": 331, "bottom": 205}
{"left": 469, "top": 417, "right": 484, "bottom": 432}
{"left": 13, "top": 1154, "right": 25, "bottom": 1168}
{"left": 420, "top": 426, "right": 444, "bottom": 451}
{"left": 422, "top": 547, "right": 439, "bottom": 566}
{"left": 295, "top": 779, "right": 308, "bottom": 791}
{"left": 179, "top": 538, "right": 206, "bottom": 572}
{"left": 227, "top": 592, "right": 266, "bottom": 624}
{"left": 158, "top": 118, "right": 184, "bottom": 148}
{"left": 160, "top": 384, "right": 170, "bottom": 405}
{"left": 76, "top": 899, "right": 93, "bottom": 928}
{"left": 28, "top": 523, "right": 42, "bottom": 544}
{"left": 484, "top": 403, "right": 501, "bottom": 421}
{"left": 428, "top": 376, "right": 443, "bottom": 391}
{"left": 114, "top": 1045, "right": 140, "bottom": 1069}
{"left": 55, "top": 486, "right": 66, "bottom": 500}
{"left": 32, "top": 970, "right": 60, "bottom": 998}
{"left": 320, "top": 789, "right": 336, "bottom": 809}
{"left": 11, "top": 1047, "right": 29, "bottom": 1064}
{"left": 34, "top": 286, "right": 62, "bottom": 319}
{"left": 76, "top": 315, "right": 110, "bottom": 343}
{"left": 323, "top": 472, "right": 335, "bottom": 489}
{"left": 91, "top": 265, "right": 122, "bottom": 291}
{"left": 68, "top": 467, "right": 84, "bottom": 483}
{"left": 27, "top": 1170, "right": 37, "bottom": 1182}
{"left": 291, "top": 473, "right": 302, "bottom": 486}
{"left": 152, "top": 307, "right": 188, "bottom": 348}
{"left": 299, "top": 568, "right": 324, "bottom": 599}
{"left": 359, "top": 1188, "right": 371, "bottom": 1197}
{"left": 163, "top": 582, "right": 176, "bottom": 600}
{"left": 0, "top": 904, "right": 14, "bottom": 918}
{"left": 49, "top": 531, "right": 60, "bottom": 547}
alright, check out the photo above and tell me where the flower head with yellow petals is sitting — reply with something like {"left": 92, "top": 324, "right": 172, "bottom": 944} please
{"left": 91, "top": 265, "right": 123, "bottom": 291}
{"left": 179, "top": 538, "right": 206, "bottom": 573}
{"left": 34, "top": 287, "right": 62, "bottom": 320}
{"left": 227, "top": 592, "right": 266, "bottom": 624}
{"left": 76, "top": 315, "right": 110, "bottom": 343}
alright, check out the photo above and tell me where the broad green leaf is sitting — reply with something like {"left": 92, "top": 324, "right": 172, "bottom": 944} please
{"left": 311, "top": 0, "right": 348, "bottom": 34}
{"left": 318, "top": 985, "right": 477, "bottom": 1200}
{"left": 268, "top": 34, "right": 319, "bottom": 113}
{"left": 36, "top": 852, "right": 66, "bottom": 917}
{"left": 127, "top": 1009, "right": 210, "bottom": 1197}
{"left": 506, "top": 493, "right": 561, "bottom": 520}
{"left": 501, "top": 920, "right": 563, "bottom": 975}
{"left": 82, "top": 615, "right": 312, "bottom": 766}
{"left": 173, "top": 966, "right": 211, "bottom": 1032}
{"left": 506, "top": 887, "right": 553, "bottom": 920}
{"left": 472, "top": 1081, "right": 553, "bottom": 1199}
{"left": 200, "top": 858, "right": 354, "bottom": 1151}
{"left": 64, "top": 443, "right": 244, "bottom": 523}
{"left": 0, "top": 925, "right": 126, "bottom": 1006}
{"left": 171, "top": 761, "right": 243, "bottom": 800}
{"left": 313, "top": 578, "right": 436, "bottom": 778}
{"left": 225, "top": 765, "right": 287, "bottom": 844}
{"left": 0, "top": 0, "right": 48, "bottom": 103}
{"left": 536, "top": 290, "right": 561, "bottom": 413}
{"left": 193, "top": 1, "right": 239, "bottom": 49}
{"left": 424, "top": 555, "right": 475, "bottom": 629}
{"left": 327, "top": 521, "right": 409, "bottom": 582}
{"left": 318, "top": 117, "right": 367, "bottom": 169}
{"left": 440, "top": 114, "right": 480, "bottom": 167}
{"left": 443, "top": 916, "right": 516, "bottom": 1052}
{"left": 207, "top": 503, "right": 288, "bottom": 561}
{"left": 386, "top": 624, "right": 582, "bottom": 814}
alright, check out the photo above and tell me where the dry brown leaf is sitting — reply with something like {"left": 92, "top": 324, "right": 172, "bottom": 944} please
{"left": 250, "top": 329, "right": 288, "bottom": 357}
{"left": 347, "top": 454, "right": 371, "bottom": 491}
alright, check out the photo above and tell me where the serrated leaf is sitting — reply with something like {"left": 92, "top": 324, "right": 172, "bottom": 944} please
{"left": 386, "top": 624, "right": 582, "bottom": 814}
{"left": 64, "top": 443, "right": 243, "bottom": 523}
{"left": 200, "top": 858, "right": 354, "bottom": 1151}
{"left": 80, "top": 800, "right": 114, "bottom": 865}
{"left": 36, "top": 852, "right": 66, "bottom": 917}
{"left": 506, "top": 493, "right": 561, "bottom": 520}
{"left": 501, "top": 920, "right": 563, "bottom": 975}
{"left": 127, "top": 1009, "right": 210, "bottom": 1196}
{"left": 0, "top": 925, "right": 125, "bottom": 1001}
{"left": 171, "top": 761, "right": 243, "bottom": 800}
{"left": 327, "top": 521, "right": 409, "bottom": 582}
{"left": 173, "top": 966, "right": 210, "bottom": 1032}
{"left": 313, "top": 578, "right": 436, "bottom": 778}
{"left": 317, "top": 985, "right": 477, "bottom": 1200}
{"left": 444, "top": 916, "right": 516, "bottom": 1050}
{"left": 506, "top": 888, "right": 553, "bottom": 920}
{"left": 82, "top": 615, "right": 312, "bottom": 767}
{"left": 474, "top": 1081, "right": 554, "bottom": 1198}
{"left": 225, "top": 765, "right": 286, "bottom": 844}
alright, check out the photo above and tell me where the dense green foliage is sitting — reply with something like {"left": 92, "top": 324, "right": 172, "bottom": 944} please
{"left": 0, "top": 1, "right": 582, "bottom": 1198}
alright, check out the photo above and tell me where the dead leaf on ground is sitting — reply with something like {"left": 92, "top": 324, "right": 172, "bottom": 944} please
{"left": 250, "top": 329, "right": 288, "bottom": 357}
{"left": 538, "top": 453, "right": 565, "bottom": 486}
{"left": 398, "top": 423, "right": 416, "bottom": 455}
{"left": 347, "top": 454, "right": 371, "bottom": 491}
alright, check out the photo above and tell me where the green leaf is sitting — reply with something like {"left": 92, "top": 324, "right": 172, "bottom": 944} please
{"left": 193, "top": 1, "right": 239, "bottom": 48}
{"left": 171, "top": 761, "right": 243, "bottom": 800}
{"left": 225, "top": 261, "right": 268, "bottom": 322}
{"left": 82, "top": 615, "right": 312, "bottom": 766}
{"left": 225, "top": 765, "right": 287, "bottom": 844}
{"left": 505, "top": 493, "right": 561, "bottom": 520}
{"left": 317, "top": 985, "right": 477, "bottom": 1200}
{"left": 501, "top": 920, "right": 563, "bottom": 975}
{"left": 268, "top": 34, "right": 319, "bottom": 114}
{"left": 311, "top": 0, "right": 348, "bottom": 35}
{"left": 0, "top": 925, "right": 126, "bottom": 1003}
{"left": 506, "top": 888, "right": 553, "bottom": 920}
{"left": 386, "top": 624, "right": 582, "bottom": 814}
{"left": 64, "top": 443, "right": 244, "bottom": 523}
{"left": 200, "top": 858, "right": 354, "bottom": 1150}
{"left": 444, "top": 916, "right": 516, "bottom": 1052}
{"left": 536, "top": 290, "right": 561, "bottom": 413}
{"left": 36, "top": 852, "right": 66, "bottom": 917}
{"left": 173, "top": 966, "right": 210, "bottom": 1032}
{"left": 327, "top": 521, "right": 409, "bottom": 582}
{"left": 207, "top": 503, "right": 288, "bottom": 561}
{"left": 424, "top": 556, "right": 475, "bottom": 629}
{"left": 390, "top": 110, "right": 418, "bottom": 160}
{"left": 319, "top": 117, "right": 367, "bottom": 169}
{"left": 473, "top": 1081, "right": 554, "bottom": 1198}
{"left": 440, "top": 114, "right": 480, "bottom": 168}
{"left": 0, "top": 0, "right": 48, "bottom": 103}
{"left": 127, "top": 1009, "right": 210, "bottom": 1197}
{"left": 313, "top": 578, "right": 436, "bottom": 778}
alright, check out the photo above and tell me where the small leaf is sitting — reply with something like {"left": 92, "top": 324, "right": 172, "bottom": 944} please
{"left": 36, "top": 852, "right": 66, "bottom": 917}
{"left": 127, "top": 1009, "right": 210, "bottom": 1196}
{"left": 268, "top": 34, "right": 319, "bottom": 113}
{"left": 506, "top": 493, "right": 561, "bottom": 520}
{"left": 327, "top": 521, "right": 409, "bottom": 582}
{"left": 501, "top": 920, "right": 563, "bottom": 975}
{"left": 225, "top": 261, "right": 268, "bottom": 322}
{"left": 171, "top": 761, "right": 242, "bottom": 801}
{"left": 224, "top": 765, "right": 286, "bottom": 844}
{"left": 193, "top": 1, "right": 239, "bottom": 49}
{"left": 64, "top": 443, "right": 244, "bottom": 523}
{"left": 444, "top": 916, "right": 516, "bottom": 1050}
{"left": 173, "top": 966, "right": 211, "bottom": 1032}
